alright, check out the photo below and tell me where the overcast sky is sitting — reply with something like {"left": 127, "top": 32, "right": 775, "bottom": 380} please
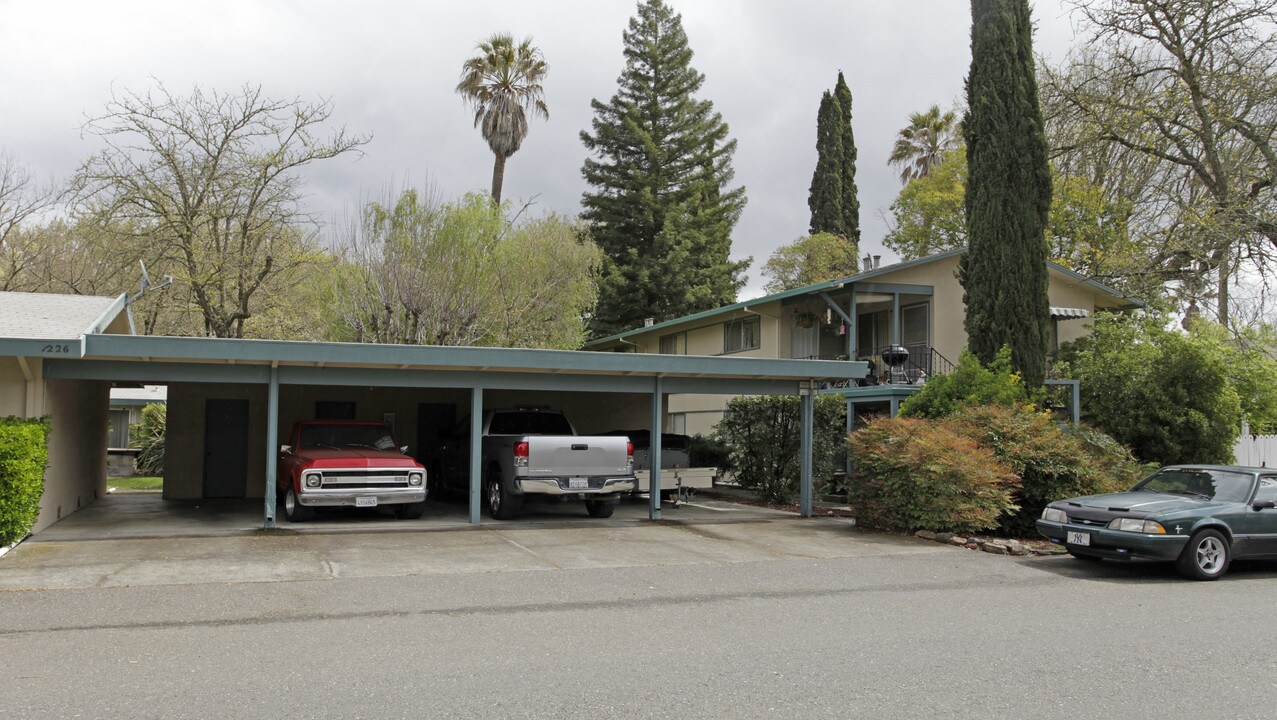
{"left": 0, "top": 0, "right": 1084, "bottom": 299}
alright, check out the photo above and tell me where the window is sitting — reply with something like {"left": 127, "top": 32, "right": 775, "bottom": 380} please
{"left": 723, "top": 317, "right": 760, "bottom": 354}
{"left": 660, "top": 332, "right": 687, "bottom": 355}
{"left": 666, "top": 413, "right": 687, "bottom": 435}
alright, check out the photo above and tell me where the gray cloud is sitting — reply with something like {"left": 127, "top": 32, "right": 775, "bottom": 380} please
{"left": 0, "top": 0, "right": 1080, "bottom": 298}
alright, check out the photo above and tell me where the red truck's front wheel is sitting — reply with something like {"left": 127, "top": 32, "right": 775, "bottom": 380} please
{"left": 283, "top": 486, "right": 315, "bottom": 522}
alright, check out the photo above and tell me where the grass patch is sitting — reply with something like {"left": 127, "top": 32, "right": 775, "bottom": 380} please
{"left": 109, "top": 476, "right": 163, "bottom": 492}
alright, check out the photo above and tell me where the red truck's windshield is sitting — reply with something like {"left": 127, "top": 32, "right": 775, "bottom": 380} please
{"left": 299, "top": 424, "right": 397, "bottom": 451}
{"left": 488, "top": 412, "right": 573, "bottom": 436}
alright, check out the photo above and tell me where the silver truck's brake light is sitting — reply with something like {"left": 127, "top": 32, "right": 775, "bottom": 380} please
{"left": 514, "top": 441, "right": 529, "bottom": 467}
{"left": 627, "top": 442, "right": 634, "bottom": 465}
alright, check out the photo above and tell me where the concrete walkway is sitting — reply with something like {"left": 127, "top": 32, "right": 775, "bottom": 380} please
{"left": 0, "top": 495, "right": 940, "bottom": 592}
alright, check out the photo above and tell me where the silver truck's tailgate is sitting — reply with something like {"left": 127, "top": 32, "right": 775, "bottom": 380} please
{"left": 525, "top": 436, "right": 630, "bottom": 477}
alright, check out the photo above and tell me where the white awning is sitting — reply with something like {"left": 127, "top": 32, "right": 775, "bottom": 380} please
{"left": 1050, "top": 307, "right": 1091, "bottom": 320}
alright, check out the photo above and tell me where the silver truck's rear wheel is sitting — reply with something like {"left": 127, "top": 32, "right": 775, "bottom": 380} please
{"left": 486, "top": 468, "right": 519, "bottom": 520}
{"left": 283, "top": 487, "right": 314, "bottom": 522}
{"left": 585, "top": 500, "right": 615, "bottom": 518}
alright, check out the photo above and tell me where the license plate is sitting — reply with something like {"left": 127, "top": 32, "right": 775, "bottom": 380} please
{"left": 1067, "top": 531, "right": 1090, "bottom": 546}
{"left": 568, "top": 477, "right": 588, "bottom": 489}
{"left": 355, "top": 496, "right": 378, "bottom": 508}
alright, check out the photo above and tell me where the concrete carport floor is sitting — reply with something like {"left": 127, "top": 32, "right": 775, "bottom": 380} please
{"left": 30, "top": 492, "right": 793, "bottom": 542}
{"left": 38, "top": 334, "right": 864, "bottom": 534}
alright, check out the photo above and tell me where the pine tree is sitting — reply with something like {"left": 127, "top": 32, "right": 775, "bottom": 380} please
{"left": 959, "top": 0, "right": 1053, "bottom": 389}
{"left": 580, "top": 0, "right": 748, "bottom": 337}
{"left": 834, "top": 71, "right": 860, "bottom": 244}
{"left": 808, "top": 91, "right": 844, "bottom": 236}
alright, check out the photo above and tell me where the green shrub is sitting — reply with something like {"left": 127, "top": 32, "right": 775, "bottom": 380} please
{"left": 948, "top": 404, "right": 1140, "bottom": 536}
{"left": 714, "top": 394, "right": 845, "bottom": 504}
{"left": 849, "top": 416, "right": 1017, "bottom": 534}
{"left": 1055, "top": 313, "right": 1241, "bottom": 464}
{"left": 0, "top": 416, "right": 51, "bottom": 547}
{"left": 899, "top": 347, "right": 1031, "bottom": 419}
{"left": 129, "top": 403, "right": 166, "bottom": 477}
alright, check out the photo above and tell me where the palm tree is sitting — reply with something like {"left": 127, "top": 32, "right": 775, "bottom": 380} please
{"left": 888, "top": 104, "right": 959, "bottom": 184}
{"left": 456, "top": 34, "right": 549, "bottom": 206}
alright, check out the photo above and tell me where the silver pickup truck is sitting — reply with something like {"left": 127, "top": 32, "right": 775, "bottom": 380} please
{"left": 436, "top": 408, "right": 636, "bottom": 519}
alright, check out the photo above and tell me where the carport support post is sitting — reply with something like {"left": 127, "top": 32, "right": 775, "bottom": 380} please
{"left": 650, "top": 375, "right": 663, "bottom": 521}
{"left": 800, "top": 385, "right": 814, "bottom": 518}
{"left": 264, "top": 364, "right": 279, "bottom": 529}
{"left": 469, "top": 386, "right": 483, "bottom": 524}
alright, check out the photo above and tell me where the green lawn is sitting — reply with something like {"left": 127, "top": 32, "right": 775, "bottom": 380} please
{"left": 110, "top": 476, "right": 163, "bottom": 491}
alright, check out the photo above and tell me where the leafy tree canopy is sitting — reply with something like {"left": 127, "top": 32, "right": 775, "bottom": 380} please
{"left": 761, "top": 232, "right": 860, "bottom": 293}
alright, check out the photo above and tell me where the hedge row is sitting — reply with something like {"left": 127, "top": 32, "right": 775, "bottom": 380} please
{"left": 849, "top": 404, "right": 1143, "bottom": 536}
{"left": 0, "top": 416, "right": 50, "bottom": 547}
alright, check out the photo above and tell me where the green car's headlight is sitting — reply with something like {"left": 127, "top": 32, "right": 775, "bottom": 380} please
{"left": 1041, "top": 507, "right": 1068, "bottom": 523}
{"left": 1108, "top": 518, "right": 1167, "bottom": 534}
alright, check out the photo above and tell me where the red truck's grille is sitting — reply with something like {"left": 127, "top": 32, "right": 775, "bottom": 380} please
{"left": 317, "top": 470, "right": 412, "bottom": 488}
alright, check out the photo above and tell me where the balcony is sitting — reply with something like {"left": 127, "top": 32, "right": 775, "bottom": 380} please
{"left": 799, "top": 345, "right": 955, "bottom": 391}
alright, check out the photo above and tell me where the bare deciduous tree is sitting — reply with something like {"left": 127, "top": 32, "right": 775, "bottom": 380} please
{"left": 0, "top": 150, "right": 59, "bottom": 291}
{"left": 1045, "top": 0, "right": 1277, "bottom": 322}
{"left": 75, "top": 82, "right": 368, "bottom": 337}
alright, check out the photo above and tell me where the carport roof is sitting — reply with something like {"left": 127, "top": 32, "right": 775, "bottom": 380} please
{"left": 29, "top": 333, "right": 864, "bottom": 396}
{"left": 69, "top": 334, "right": 862, "bottom": 383}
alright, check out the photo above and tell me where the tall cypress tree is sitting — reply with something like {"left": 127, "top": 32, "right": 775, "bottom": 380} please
{"left": 959, "top": 0, "right": 1052, "bottom": 388}
{"left": 808, "top": 91, "right": 844, "bottom": 236}
{"left": 833, "top": 71, "right": 860, "bottom": 244}
{"left": 581, "top": 0, "right": 748, "bottom": 337}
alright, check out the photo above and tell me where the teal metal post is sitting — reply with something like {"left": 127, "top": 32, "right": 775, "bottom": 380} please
{"left": 800, "top": 387, "right": 814, "bottom": 518}
{"left": 889, "top": 397, "right": 900, "bottom": 418}
{"left": 264, "top": 365, "right": 279, "bottom": 529}
{"left": 845, "top": 397, "right": 854, "bottom": 476}
{"left": 891, "top": 292, "right": 901, "bottom": 345}
{"left": 847, "top": 290, "right": 857, "bottom": 359}
{"left": 469, "top": 386, "right": 483, "bottom": 524}
{"left": 1071, "top": 381, "right": 1080, "bottom": 426}
{"left": 650, "top": 375, "right": 663, "bottom": 521}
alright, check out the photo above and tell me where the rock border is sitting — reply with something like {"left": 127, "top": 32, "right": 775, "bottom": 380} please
{"left": 914, "top": 530, "right": 1067, "bottom": 557}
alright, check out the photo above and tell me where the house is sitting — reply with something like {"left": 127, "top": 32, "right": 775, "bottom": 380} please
{"left": 107, "top": 385, "right": 167, "bottom": 476}
{"left": 584, "top": 249, "right": 1141, "bottom": 434}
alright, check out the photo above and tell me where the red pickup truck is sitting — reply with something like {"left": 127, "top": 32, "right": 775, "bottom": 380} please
{"left": 278, "top": 420, "right": 427, "bottom": 522}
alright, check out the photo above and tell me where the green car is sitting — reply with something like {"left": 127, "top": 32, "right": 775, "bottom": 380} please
{"left": 1037, "top": 465, "right": 1277, "bottom": 580}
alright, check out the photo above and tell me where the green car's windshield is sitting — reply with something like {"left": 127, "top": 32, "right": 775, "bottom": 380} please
{"left": 1133, "top": 469, "right": 1254, "bottom": 503}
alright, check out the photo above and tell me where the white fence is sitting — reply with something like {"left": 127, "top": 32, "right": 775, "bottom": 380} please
{"left": 1235, "top": 420, "right": 1277, "bottom": 468}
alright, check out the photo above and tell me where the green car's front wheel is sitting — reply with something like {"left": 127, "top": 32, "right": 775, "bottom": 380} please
{"left": 1177, "top": 529, "right": 1230, "bottom": 581}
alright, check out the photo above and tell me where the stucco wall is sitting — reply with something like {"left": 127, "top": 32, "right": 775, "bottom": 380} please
{"left": 34, "top": 379, "right": 109, "bottom": 533}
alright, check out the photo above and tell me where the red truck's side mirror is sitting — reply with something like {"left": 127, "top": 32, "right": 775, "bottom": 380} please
{"left": 280, "top": 445, "right": 293, "bottom": 455}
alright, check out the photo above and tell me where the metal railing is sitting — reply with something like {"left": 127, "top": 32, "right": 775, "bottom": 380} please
{"left": 798, "top": 346, "right": 955, "bottom": 388}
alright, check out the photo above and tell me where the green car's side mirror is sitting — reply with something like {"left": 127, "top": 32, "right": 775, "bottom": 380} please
{"left": 1252, "top": 500, "right": 1276, "bottom": 511}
